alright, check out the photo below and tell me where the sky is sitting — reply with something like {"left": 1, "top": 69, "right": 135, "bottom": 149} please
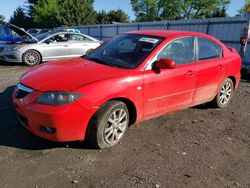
{"left": 0, "top": 0, "right": 247, "bottom": 21}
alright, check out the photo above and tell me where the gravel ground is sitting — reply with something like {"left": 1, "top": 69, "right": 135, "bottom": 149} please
{"left": 0, "top": 62, "right": 249, "bottom": 188}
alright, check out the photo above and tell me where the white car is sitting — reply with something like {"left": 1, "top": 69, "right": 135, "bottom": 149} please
{"left": 0, "top": 25, "right": 101, "bottom": 66}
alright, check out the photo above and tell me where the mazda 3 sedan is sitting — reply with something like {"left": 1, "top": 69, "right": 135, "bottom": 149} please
{"left": 13, "top": 30, "right": 241, "bottom": 149}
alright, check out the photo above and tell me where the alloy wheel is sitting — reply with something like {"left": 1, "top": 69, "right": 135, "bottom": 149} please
{"left": 103, "top": 109, "right": 128, "bottom": 145}
{"left": 219, "top": 82, "right": 232, "bottom": 105}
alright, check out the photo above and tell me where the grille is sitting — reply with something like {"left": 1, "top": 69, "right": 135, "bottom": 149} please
{"left": 15, "top": 83, "right": 33, "bottom": 99}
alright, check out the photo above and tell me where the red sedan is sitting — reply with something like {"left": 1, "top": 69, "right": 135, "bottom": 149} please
{"left": 13, "top": 30, "right": 241, "bottom": 148}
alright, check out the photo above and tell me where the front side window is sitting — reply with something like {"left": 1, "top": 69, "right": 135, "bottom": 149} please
{"left": 50, "top": 34, "right": 68, "bottom": 42}
{"left": 85, "top": 34, "right": 163, "bottom": 69}
{"left": 198, "top": 37, "right": 222, "bottom": 60}
{"left": 157, "top": 37, "right": 195, "bottom": 65}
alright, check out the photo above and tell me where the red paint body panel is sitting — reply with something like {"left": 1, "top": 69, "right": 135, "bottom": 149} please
{"left": 13, "top": 30, "right": 241, "bottom": 142}
{"left": 21, "top": 57, "right": 131, "bottom": 91}
{"left": 143, "top": 63, "right": 197, "bottom": 119}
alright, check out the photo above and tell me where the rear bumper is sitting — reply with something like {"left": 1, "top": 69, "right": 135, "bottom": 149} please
{"left": 13, "top": 91, "right": 96, "bottom": 142}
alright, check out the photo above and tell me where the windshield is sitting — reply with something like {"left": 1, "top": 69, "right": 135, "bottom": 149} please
{"left": 84, "top": 34, "right": 163, "bottom": 69}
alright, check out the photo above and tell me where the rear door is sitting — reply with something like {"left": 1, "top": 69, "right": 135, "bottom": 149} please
{"left": 67, "top": 34, "right": 99, "bottom": 56}
{"left": 193, "top": 37, "right": 226, "bottom": 105}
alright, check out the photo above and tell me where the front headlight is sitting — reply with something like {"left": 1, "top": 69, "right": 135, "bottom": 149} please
{"left": 13, "top": 44, "right": 24, "bottom": 50}
{"left": 36, "top": 92, "right": 82, "bottom": 106}
{"left": 4, "top": 44, "right": 24, "bottom": 52}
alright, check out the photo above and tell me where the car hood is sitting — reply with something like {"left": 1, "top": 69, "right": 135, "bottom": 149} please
{"left": 20, "top": 58, "right": 131, "bottom": 91}
{"left": 3, "top": 22, "right": 38, "bottom": 42}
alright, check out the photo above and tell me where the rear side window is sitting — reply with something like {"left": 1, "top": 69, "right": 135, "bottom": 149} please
{"left": 67, "top": 34, "right": 91, "bottom": 42}
{"left": 198, "top": 37, "right": 222, "bottom": 60}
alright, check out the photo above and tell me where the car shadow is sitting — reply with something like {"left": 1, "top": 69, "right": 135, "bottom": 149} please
{"left": 0, "top": 85, "right": 96, "bottom": 150}
{"left": 241, "top": 69, "right": 250, "bottom": 83}
{"left": 0, "top": 61, "right": 24, "bottom": 66}
{"left": 191, "top": 102, "right": 217, "bottom": 110}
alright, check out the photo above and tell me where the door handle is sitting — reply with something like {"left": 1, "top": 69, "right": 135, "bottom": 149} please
{"left": 63, "top": 45, "right": 68, "bottom": 47}
{"left": 185, "top": 70, "right": 195, "bottom": 76}
{"left": 218, "top": 65, "right": 224, "bottom": 70}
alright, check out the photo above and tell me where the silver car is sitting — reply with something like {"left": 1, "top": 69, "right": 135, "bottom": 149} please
{"left": 0, "top": 28, "right": 101, "bottom": 66}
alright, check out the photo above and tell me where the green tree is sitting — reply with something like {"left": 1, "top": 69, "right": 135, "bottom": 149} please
{"left": 158, "top": 0, "right": 182, "bottom": 20}
{"left": 107, "top": 9, "right": 129, "bottom": 23}
{"left": 178, "top": 0, "right": 230, "bottom": 19}
{"left": 0, "top": 15, "right": 4, "bottom": 22}
{"left": 33, "top": 0, "right": 60, "bottom": 28}
{"left": 131, "top": 0, "right": 230, "bottom": 21}
{"left": 96, "top": 9, "right": 129, "bottom": 24}
{"left": 57, "top": 0, "right": 96, "bottom": 26}
{"left": 212, "top": 0, "right": 229, "bottom": 18}
{"left": 131, "top": 0, "right": 160, "bottom": 21}
{"left": 25, "top": 0, "right": 39, "bottom": 16}
{"left": 96, "top": 10, "right": 110, "bottom": 24}
{"left": 10, "top": 6, "right": 30, "bottom": 29}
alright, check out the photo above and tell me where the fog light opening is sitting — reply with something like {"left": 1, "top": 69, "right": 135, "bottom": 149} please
{"left": 39, "top": 126, "right": 56, "bottom": 134}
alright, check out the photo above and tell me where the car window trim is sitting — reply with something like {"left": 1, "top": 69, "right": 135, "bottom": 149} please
{"left": 145, "top": 36, "right": 196, "bottom": 70}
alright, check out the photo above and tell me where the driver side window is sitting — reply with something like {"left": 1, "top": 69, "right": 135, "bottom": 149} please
{"left": 157, "top": 37, "right": 195, "bottom": 65}
{"left": 50, "top": 34, "right": 68, "bottom": 43}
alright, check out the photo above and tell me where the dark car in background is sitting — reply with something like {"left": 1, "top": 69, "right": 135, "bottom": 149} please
{"left": 27, "top": 28, "right": 51, "bottom": 37}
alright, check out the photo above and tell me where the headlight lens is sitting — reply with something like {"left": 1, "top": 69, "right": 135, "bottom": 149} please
{"left": 13, "top": 44, "right": 24, "bottom": 50}
{"left": 4, "top": 44, "right": 24, "bottom": 52}
{"left": 36, "top": 92, "right": 82, "bottom": 106}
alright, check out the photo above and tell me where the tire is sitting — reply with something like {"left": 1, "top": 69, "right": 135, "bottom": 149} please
{"left": 87, "top": 101, "right": 129, "bottom": 149}
{"left": 212, "top": 78, "right": 234, "bottom": 108}
{"left": 22, "top": 50, "right": 41, "bottom": 66}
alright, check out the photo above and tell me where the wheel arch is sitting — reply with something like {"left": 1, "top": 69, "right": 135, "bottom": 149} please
{"left": 227, "top": 76, "right": 236, "bottom": 90}
{"left": 106, "top": 97, "right": 137, "bottom": 125}
{"left": 87, "top": 97, "right": 138, "bottom": 127}
{"left": 22, "top": 49, "right": 43, "bottom": 63}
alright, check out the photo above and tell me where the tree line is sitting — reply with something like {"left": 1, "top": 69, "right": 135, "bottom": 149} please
{"left": 0, "top": 0, "right": 249, "bottom": 30}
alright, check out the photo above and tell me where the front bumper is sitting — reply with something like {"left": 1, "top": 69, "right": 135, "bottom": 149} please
{"left": 13, "top": 89, "right": 96, "bottom": 142}
{"left": 0, "top": 50, "right": 22, "bottom": 63}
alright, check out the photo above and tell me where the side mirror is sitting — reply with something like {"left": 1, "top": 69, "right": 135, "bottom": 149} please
{"left": 154, "top": 58, "right": 176, "bottom": 70}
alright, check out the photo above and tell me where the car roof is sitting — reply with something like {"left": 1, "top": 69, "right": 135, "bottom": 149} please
{"left": 126, "top": 30, "right": 208, "bottom": 38}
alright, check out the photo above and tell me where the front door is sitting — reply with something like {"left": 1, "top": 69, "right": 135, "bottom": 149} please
{"left": 144, "top": 36, "right": 197, "bottom": 119}
{"left": 42, "top": 34, "right": 70, "bottom": 60}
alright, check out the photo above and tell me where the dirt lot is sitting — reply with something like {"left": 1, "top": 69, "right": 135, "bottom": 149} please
{"left": 0, "top": 62, "right": 249, "bottom": 188}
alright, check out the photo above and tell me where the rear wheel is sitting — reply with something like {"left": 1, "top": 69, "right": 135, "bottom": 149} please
{"left": 212, "top": 78, "right": 234, "bottom": 108}
{"left": 22, "top": 50, "right": 41, "bottom": 66}
{"left": 87, "top": 101, "right": 129, "bottom": 149}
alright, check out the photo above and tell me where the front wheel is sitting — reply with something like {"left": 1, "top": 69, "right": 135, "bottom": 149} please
{"left": 87, "top": 101, "right": 129, "bottom": 149}
{"left": 212, "top": 78, "right": 234, "bottom": 108}
{"left": 22, "top": 50, "right": 41, "bottom": 66}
